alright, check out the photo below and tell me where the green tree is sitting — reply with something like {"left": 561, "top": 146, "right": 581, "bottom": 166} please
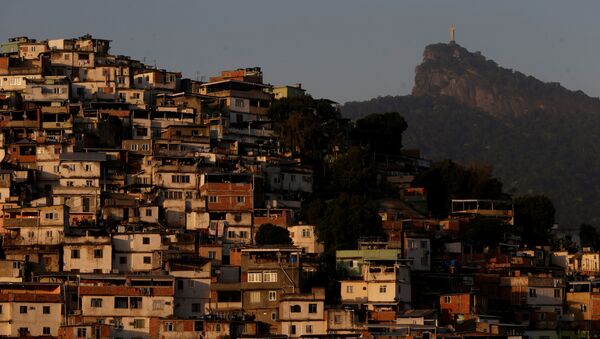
{"left": 255, "top": 223, "right": 292, "bottom": 245}
{"left": 413, "top": 160, "right": 505, "bottom": 217}
{"left": 314, "top": 194, "right": 383, "bottom": 253}
{"left": 326, "top": 146, "right": 378, "bottom": 195}
{"left": 461, "top": 216, "right": 509, "bottom": 247}
{"left": 579, "top": 224, "right": 600, "bottom": 250}
{"left": 514, "top": 195, "right": 555, "bottom": 245}
{"left": 269, "top": 96, "right": 346, "bottom": 162}
{"left": 351, "top": 112, "right": 408, "bottom": 156}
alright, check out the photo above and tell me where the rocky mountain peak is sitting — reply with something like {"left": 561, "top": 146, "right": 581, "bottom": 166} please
{"left": 412, "top": 43, "right": 600, "bottom": 118}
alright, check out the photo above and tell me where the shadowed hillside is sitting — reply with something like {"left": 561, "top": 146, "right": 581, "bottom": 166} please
{"left": 343, "top": 43, "right": 600, "bottom": 227}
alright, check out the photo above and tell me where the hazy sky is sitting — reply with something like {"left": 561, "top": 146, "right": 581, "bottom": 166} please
{"left": 2, "top": 1, "right": 599, "bottom": 103}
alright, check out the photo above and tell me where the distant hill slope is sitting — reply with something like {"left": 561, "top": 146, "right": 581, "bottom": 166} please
{"left": 343, "top": 43, "right": 600, "bottom": 227}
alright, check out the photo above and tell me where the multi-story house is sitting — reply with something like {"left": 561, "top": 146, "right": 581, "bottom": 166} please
{"left": 239, "top": 246, "right": 303, "bottom": 333}
{"left": 0, "top": 204, "right": 67, "bottom": 273}
{"left": 499, "top": 276, "right": 565, "bottom": 329}
{"left": 199, "top": 68, "right": 273, "bottom": 123}
{"left": 279, "top": 288, "right": 327, "bottom": 338}
{"left": 54, "top": 152, "right": 106, "bottom": 225}
{"left": 167, "top": 258, "right": 212, "bottom": 318}
{"left": 338, "top": 249, "right": 412, "bottom": 311}
{"left": 78, "top": 275, "right": 175, "bottom": 339}
{"left": 288, "top": 224, "right": 324, "bottom": 255}
{"left": 404, "top": 234, "right": 431, "bottom": 271}
{"left": 112, "top": 232, "right": 163, "bottom": 273}
{"left": 63, "top": 232, "right": 112, "bottom": 273}
{"left": 0, "top": 283, "right": 63, "bottom": 337}
{"left": 155, "top": 165, "right": 202, "bottom": 227}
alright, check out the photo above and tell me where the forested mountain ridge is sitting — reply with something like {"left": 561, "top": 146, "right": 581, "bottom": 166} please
{"left": 342, "top": 43, "right": 600, "bottom": 226}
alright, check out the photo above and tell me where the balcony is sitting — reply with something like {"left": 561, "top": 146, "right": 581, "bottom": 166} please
{"left": 42, "top": 121, "right": 73, "bottom": 130}
{"left": 0, "top": 218, "right": 39, "bottom": 228}
{"left": 366, "top": 267, "right": 397, "bottom": 281}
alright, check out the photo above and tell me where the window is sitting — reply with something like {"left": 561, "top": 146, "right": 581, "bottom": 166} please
{"left": 143, "top": 256, "right": 151, "bottom": 264}
{"left": 45, "top": 212, "right": 55, "bottom": 220}
{"left": 306, "top": 325, "right": 313, "bottom": 334}
{"left": 164, "top": 322, "right": 173, "bottom": 332}
{"left": 141, "top": 144, "right": 150, "bottom": 151}
{"left": 133, "top": 319, "right": 145, "bottom": 329}
{"left": 263, "top": 271, "right": 278, "bottom": 283}
{"left": 290, "top": 325, "right": 296, "bottom": 335}
{"left": 84, "top": 164, "right": 92, "bottom": 171}
{"left": 208, "top": 251, "right": 216, "bottom": 259}
{"left": 235, "top": 98, "right": 245, "bottom": 107}
{"left": 346, "top": 285, "right": 353, "bottom": 293}
{"left": 153, "top": 300, "right": 164, "bottom": 310}
{"left": 114, "top": 297, "right": 128, "bottom": 309}
{"left": 309, "top": 303, "right": 317, "bottom": 313}
{"left": 119, "top": 256, "right": 127, "bottom": 264}
{"left": 142, "top": 237, "right": 150, "bottom": 245}
{"left": 94, "top": 249, "right": 103, "bottom": 258}
{"left": 145, "top": 208, "right": 152, "bottom": 217}
{"left": 46, "top": 230, "right": 53, "bottom": 238}
{"left": 43, "top": 306, "right": 50, "bottom": 314}
{"left": 554, "top": 289, "right": 561, "bottom": 298}
{"left": 236, "top": 196, "right": 245, "bottom": 203}
{"left": 290, "top": 305, "right": 301, "bottom": 313}
{"left": 302, "top": 229, "right": 311, "bottom": 238}
{"left": 130, "top": 297, "right": 142, "bottom": 309}
{"left": 82, "top": 197, "right": 90, "bottom": 212}
{"left": 194, "top": 321, "right": 203, "bottom": 332}
{"left": 67, "top": 181, "right": 74, "bottom": 187}
{"left": 171, "top": 174, "right": 190, "bottom": 183}
{"left": 268, "top": 290, "right": 277, "bottom": 301}
{"left": 0, "top": 305, "right": 2, "bottom": 314}
{"left": 529, "top": 288, "right": 537, "bottom": 297}
{"left": 379, "top": 285, "right": 387, "bottom": 293}
{"left": 271, "top": 312, "right": 277, "bottom": 321}
{"left": 177, "top": 280, "right": 184, "bottom": 290}
{"left": 240, "top": 231, "right": 248, "bottom": 239}
{"left": 581, "top": 304, "right": 588, "bottom": 312}
{"left": 208, "top": 196, "right": 218, "bottom": 203}
{"left": 91, "top": 298, "right": 102, "bottom": 308}
{"left": 192, "top": 303, "right": 202, "bottom": 313}
{"left": 408, "top": 240, "right": 416, "bottom": 249}
{"left": 248, "top": 272, "right": 262, "bottom": 283}
{"left": 334, "top": 315, "right": 342, "bottom": 324}
{"left": 228, "top": 230, "right": 236, "bottom": 239}
{"left": 249, "top": 291, "right": 261, "bottom": 303}
{"left": 136, "top": 127, "right": 148, "bottom": 136}
{"left": 421, "top": 240, "right": 428, "bottom": 248}
{"left": 86, "top": 180, "right": 93, "bottom": 187}
{"left": 71, "top": 249, "right": 80, "bottom": 259}
{"left": 43, "top": 327, "right": 51, "bottom": 335}
{"left": 444, "top": 296, "right": 451, "bottom": 304}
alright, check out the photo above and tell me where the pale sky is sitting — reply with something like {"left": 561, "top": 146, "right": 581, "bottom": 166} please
{"left": 2, "top": 1, "right": 599, "bottom": 103}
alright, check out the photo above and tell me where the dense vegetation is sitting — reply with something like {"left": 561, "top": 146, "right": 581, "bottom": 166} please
{"left": 342, "top": 94, "right": 600, "bottom": 228}
{"left": 343, "top": 43, "right": 600, "bottom": 228}
{"left": 255, "top": 223, "right": 293, "bottom": 245}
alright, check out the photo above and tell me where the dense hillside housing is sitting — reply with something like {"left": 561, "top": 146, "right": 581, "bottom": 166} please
{"left": 0, "top": 35, "right": 594, "bottom": 339}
